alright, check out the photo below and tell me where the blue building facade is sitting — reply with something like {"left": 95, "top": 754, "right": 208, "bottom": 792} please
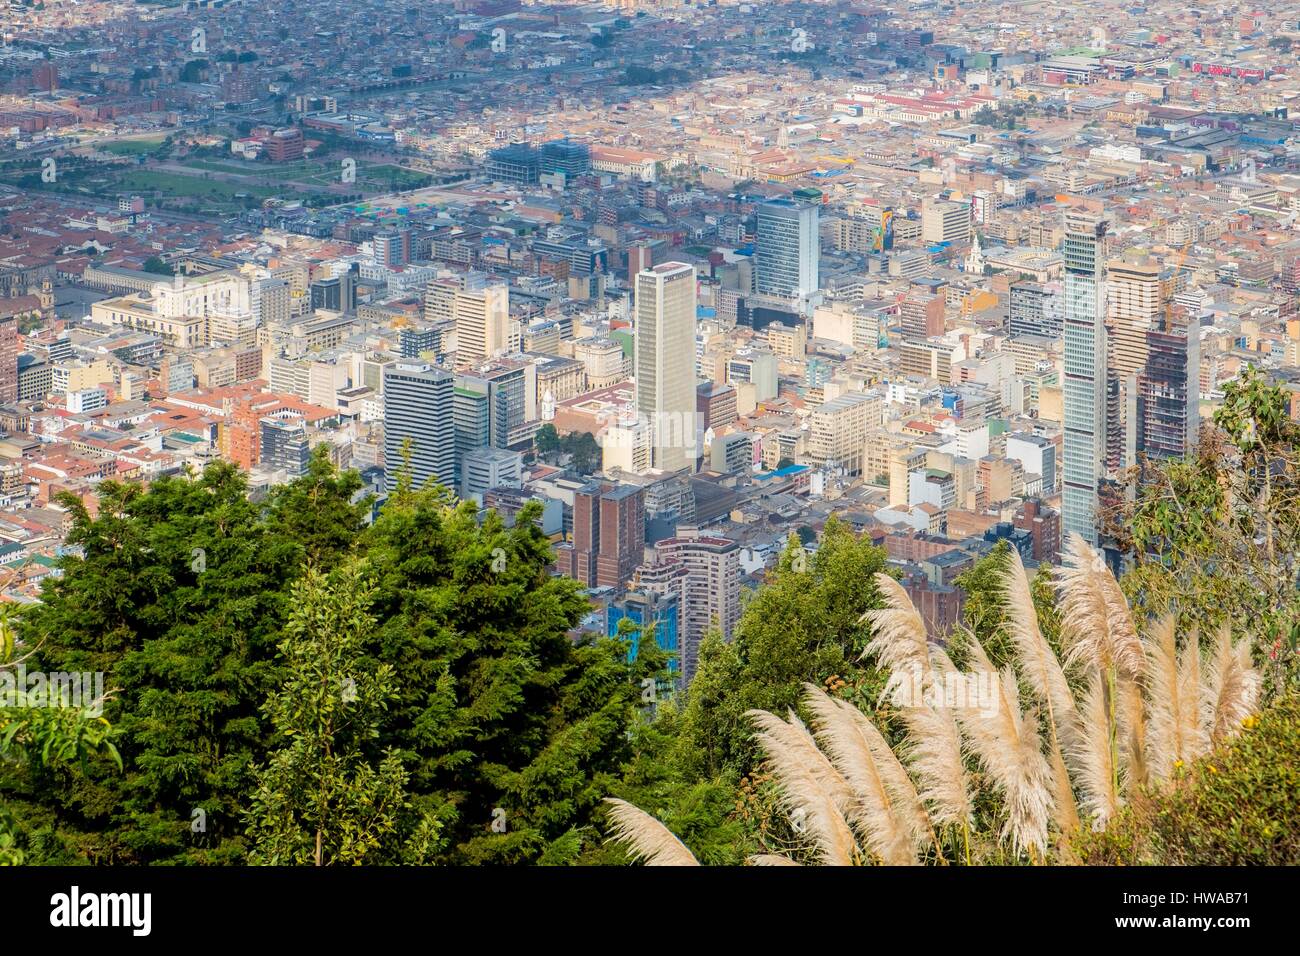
{"left": 606, "top": 591, "right": 681, "bottom": 677}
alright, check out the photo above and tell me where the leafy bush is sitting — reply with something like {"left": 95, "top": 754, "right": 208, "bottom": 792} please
{"left": 1078, "top": 694, "right": 1300, "bottom": 865}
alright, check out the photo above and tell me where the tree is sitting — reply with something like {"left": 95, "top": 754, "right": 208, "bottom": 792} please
{"left": 180, "top": 60, "right": 208, "bottom": 83}
{"left": 246, "top": 563, "right": 440, "bottom": 865}
{"left": 1, "top": 601, "right": 122, "bottom": 865}
{"left": 1, "top": 698, "right": 119, "bottom": 866}
{"left": 0, "top": 462, "right": 358, "bottom": 864}
{"left": 357, "top": 487, "right": 660, "bottom": 863}
{"left": 534, "top": 423, "right": 561, "bottom": 457}
{"left": 1079, "top": 692, "right": 1300, "bottom": 865}
{"left": 264, "top": 445, "right": 369, "bottom": 568}
{"left": 567, "top": 432, "right": 601, "bottom": 475}
{"left": 677, "top": 516, "right": 891, "bottom": 781}
{"left": 1106, "top": 365, "right": 1300, "bottom": 693}
{"left": 141, "top": 256, "right": 172, "bottom": 276}
{"left": 607, "top": 538, "right": 1267, "bottom": 865}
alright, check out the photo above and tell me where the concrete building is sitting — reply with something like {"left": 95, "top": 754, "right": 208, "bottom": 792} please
{"left": 561, "top": 481, "right": 646, "bottom": 591}
{"left": 383, "top": 362, "right": 455, "bottom": 492}
{"left": 807, "top": 391, "right": 882, "bottom": 476}
{"left": 461, "top": 446, "right": 522, "bottom": 501}
{"left": 635, "top": 262, "right": 698, "bottom": 472}
{"left": 755, "top": 199, "right": 819, "bottom": 308}
{"left": 454, "top": 280, "right": 510, "bottom": 366}
{"left": 650, "top": 530, "right": 740, "bottom": 686}
{"left": 921, "top": 198, "right": 971, "bottom": 244}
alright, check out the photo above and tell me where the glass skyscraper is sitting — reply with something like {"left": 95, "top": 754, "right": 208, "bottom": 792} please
{"left": 755, "top": 198, "right": 819, "bottom": 306}
{"left": 1061, "top": 211, "right": 1109, "bottom": 544}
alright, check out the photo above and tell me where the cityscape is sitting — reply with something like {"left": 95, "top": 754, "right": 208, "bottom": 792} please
{"left": 0, "top": 0, "right": 1296, "bottom": 899}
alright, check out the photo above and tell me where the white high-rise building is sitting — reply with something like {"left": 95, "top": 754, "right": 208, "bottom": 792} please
{"left": 383, "top": 362, "right": 455, "bottom": 492}
{"left": 1061, "top": 210, "right": 1109, "bottom": 544}
{"left": 453, "top": 279, "right": 509, "bottom": 366}
{"left": 756, "top": 199, "right": 820, "bottom": 308}
{"left": 921, "top": 197, "right": 972, "bottom": 245}
{"left": 635, "top": 262, "right": 699, "bottom": 473}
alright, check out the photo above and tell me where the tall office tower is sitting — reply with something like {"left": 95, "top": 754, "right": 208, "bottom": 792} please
{"left": 452, "top": 384, "right": 490, "bottom": 487}
{"left": 259, "top": 414, "right": 311, "bottom": 477}
{"left": 454, "top": 280, "right": 509, "bottom": 366}
{"left": 485, "top": 143, "right": 540, "bottom": 186}
{"left": 635, "top": 262, "right": 699, "bottom": 472}
{"left": 651, "top": 531, "right": 740, "bottom": 686}
{"left": 383, "top": 362, "right": 455, "bottom": 492}
{"left": 1106, "top": 253, "right": 1161, "bottom": 381}
{"left": 627, "top": 242, "right": 655, "bottom": 284}
{"left": 564, "top": 481, "right": 645, "bottom": 590}
{"left": 755, "top": 198, "right": 819, "bottom": 305}
{"left": 921, "top": 197, "right": 972, "bottom": 244}
{"left": 456, "top": 362, "right": 535, "bottom": 449}
{"left": 1007, "top": 281, "right": 1063, "bottom": 338}
{"left": 567, "top": 483, "right": 601, "bottom": 586}
{"left": 246, "top": 270, "right": 290, "bottom": 328}
{"left": 424, "top": 276, "right": 459, "bottom": 324}
{"left": 898, "top": 289, "right": 945, "bottom": 338}
{"left": 400, "top": 324, "right": 447, "bottom": 360}
{"left": 373, "top": 230, "right": 408, "bottom": 269}
{"left": 1104, "top": 371, "right": 1134, "bottom": 473}
{"left": 596, "top": 484, "right": 645, "bottom": 590}
{"left": 0, "top": 314, "right": 17, "bottom": 404}
{"left": 1105, "top": 253, "right": 1162, "bottom": 473}
{"left": 538, "top": 139, "right": 591, "bottom": 180}
{"left": 807, "top": 391, "right": 882, "bottom": 476}
{"left": 1061, "top": 210, "right": 1109, "bottom": 544}
{"left": 1140, "top": 316, "right": 1200, "bottom": 460}
{"left": 629, "top": 558, "right": 691, "bottom": 682}
{"left": 309, "top": 265, "right": 358, "bottom": 313}
{"left": 606, "top": 590, "right": 683, "bottom": 685}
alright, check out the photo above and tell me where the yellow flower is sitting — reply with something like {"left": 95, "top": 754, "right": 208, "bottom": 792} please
{"left": 1208, "top": 765, "right": 1218, "bottom": 774}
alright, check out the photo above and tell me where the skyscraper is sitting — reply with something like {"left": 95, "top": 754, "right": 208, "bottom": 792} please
{"left": 1061, "top": 210, "right": 1109, "bottom": 544}
{"left": 1139, "top": 316, "right": 1200, "bottom": 460}
{"left": 649, "top": 531, "right": 740, "bottom": 686}
{"left": 635, "top": 262, "right": 698, "bottom": 472}
{"left": 259, "top": 414, "right": 311, "bottom": 477}
{"left": 0, "top": 314, "right": 17, "bottom": 404}
{"left": 1105, "top": 253, "right": 1162, "bottom": 472}
{"left": 560, "top": 481, "right": 646, "bottom": 590}
{"left": 309, "top": 264, "right": 357, "bottom": 313}
{"left": 1106, "top": 254, "right": 1161, "bottom": 382}
{"left": 453, "top": 279, "right": 509, "bottom": 366}
{"left": 755, "top": 199, "right": 819, "bottom": 306}
{"left": 383, "top": 362, "right": 455, "bottom": 492}
{"left": 921, "top": 197, "right": 972, "bottom": 245}
{"left": 1008, "top": 281, "right": 1062, "bottom": 338}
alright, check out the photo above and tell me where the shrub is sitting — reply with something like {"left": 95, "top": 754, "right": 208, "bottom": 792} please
{"left": 1078, "top": 694, "right": 1300, "bottom": 865}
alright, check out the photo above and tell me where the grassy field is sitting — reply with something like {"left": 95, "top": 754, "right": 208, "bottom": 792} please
{"left": 0, "top": 148, "right": 435, "bottom": 212}
{"left": 165, "top": 157, "right": 432, "bottom": 191}
{"left": 99, "top": 136, "right": 166, "bottom": 156}
{"left": 115, "top": 169, "right": 282, "bottom": 201}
